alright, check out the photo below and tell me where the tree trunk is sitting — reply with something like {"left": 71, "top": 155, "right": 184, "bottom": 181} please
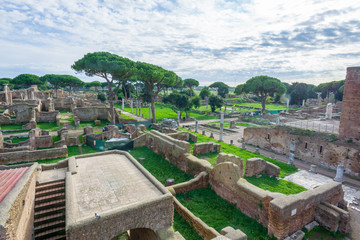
{"left": 69, "top": 85, "right": 72, "bottom": 96}
{"left": 261, "top": 94, "right": 266, "bottom": 114}
{"left": 190, "top": 87, "right": 193, "bottom": 98}
{"left": 151, "top": 95, "right": 156, "bottom": 123}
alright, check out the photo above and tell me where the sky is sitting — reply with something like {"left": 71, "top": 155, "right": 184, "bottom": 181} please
{"left": 1, "top": 0, "right": 360, "bottom": 87}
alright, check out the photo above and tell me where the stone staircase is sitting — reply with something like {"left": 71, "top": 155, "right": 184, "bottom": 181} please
{"left": 34, "top": 180, "right": 66, "bottom": 240}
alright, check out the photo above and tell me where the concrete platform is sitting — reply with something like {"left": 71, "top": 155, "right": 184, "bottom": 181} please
{"left": 66, "top": 151, "right": 174, "bottom": 240}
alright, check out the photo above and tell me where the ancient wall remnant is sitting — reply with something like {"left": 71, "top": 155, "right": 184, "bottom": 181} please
{"left": 193, "top": 142, "right": 220, "bottom": 156}
{"left": 339, "top": 66, "right": 360, "bottom": 139}
{"left": 244, "top": 158, "right": 280, "bottom": 177}
{"left": 216, "top": 153, "right": 243, "bottom": 172}
{"left": 0, "top": 164, "right": 38, "bottom": 240}
{"left": 243, "top": 126, "right": 360, "bottom": 176}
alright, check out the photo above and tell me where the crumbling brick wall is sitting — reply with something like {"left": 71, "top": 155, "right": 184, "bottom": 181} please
{"left": 268, "top": 181, "right": 344, "bottom": 239}
{"left": 193, "top": 142, "right": 220, "bottom": 156}
{"left": 244, "top": 158, "right": 280, "bottom": 177}
{"left": 168, "top": 131, "right": 197, "bottom": 142}
{"left": 243, "top": 126, "right": 360, "bottom": 176}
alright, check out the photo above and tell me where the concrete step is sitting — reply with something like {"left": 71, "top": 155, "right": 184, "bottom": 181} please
{"left": 34, "top": 226, "right": 65, "bottom": 240}
{"left": 35, "top": 192, "right": 65, "bottom": 205}
{"left": 34, "top": 206, "right": 65, "bottom": 220}
{"left": 35, "top": 187, "right": 65, "bottom": 198}
{"left": 36, "top": 180, "right": 65, "bottom": 193}
{"left": 34, "top": 219, "right": 65, "bottom": 234}
{"left": 34, "top": 212, "right": 65, "bottom": 228}
{"left": 35, "top": 199, "right": 65, "bottom": 212}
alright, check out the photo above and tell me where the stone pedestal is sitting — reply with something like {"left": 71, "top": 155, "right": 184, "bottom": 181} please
{"left": 165, "top": 178, "right": 175, "bottom": 186}
{"left": 255, "top": 147, "right": 260, "bottom": 154}
{"left": 130, "top": 100, "right": 133, "bottom": 113}
{"left": 288, "top": 152, "right": 295, "bottom": 166}
{"left": 122, "top": 98, "right": 124, "bottom": 110}
{"left": 334, "top": 165, "right": 344, "bottom": 182}
{"left": 309, "top": 164, "right": 317, "bottom": 173}
{"left": 202, "top": 130, "right": 206, "bottom": 135}
{"left": 210, "top": 132, "right": 214, "bottom": 138}
{"left": 195, "top": 120, "right": 198, "bottom": 132}
{"left": 230, "top": 121, "right": 236, "bottom": 129}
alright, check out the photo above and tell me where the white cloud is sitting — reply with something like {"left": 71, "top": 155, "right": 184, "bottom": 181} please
{"left": 0, "top": 0, "right": 359, "bottom": 86}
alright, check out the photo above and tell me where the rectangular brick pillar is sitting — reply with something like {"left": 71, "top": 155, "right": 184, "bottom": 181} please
{"left": 339, "top": 67, "right": 360, "bottom": 139}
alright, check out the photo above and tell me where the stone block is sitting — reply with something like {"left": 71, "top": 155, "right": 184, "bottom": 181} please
{"left": 264, "top": 162, "right": 280, "bottom": 177}
{"left": 244, "top": 158, "right": 266, "bottom": 177}
{"left": 284, "top": 230, "right": 305, "bottom": 240}
{"left": 84, "top": 125, "right": 94, "bottom": 135}
{"left": 221, "top": 226, "right": 247, "bottom": 240}
{"left": 94, "top": 120, "right": 101, "bottom": 126}
{"left": 193, "top": 142, "right": 221, "bottom": 156}
{"left": 230, "top": 121, "right": 236, "bottom": 129}
{"left": 304, "top": 221, "right": 319, "bottom": 232}
{"left": 217, "top": 153, "right": 243, "bottom": 172}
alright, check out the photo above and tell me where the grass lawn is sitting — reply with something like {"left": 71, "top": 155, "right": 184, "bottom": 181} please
{"left": 37, "top": 122, "right": 62, "bottom": 131}
{"left": 195, "top": 102, "right": 285, "bottom": 113}
{"left": 173, "top": 211, "right": 202, "bottom": 240}
{"left": 245, "top": 175, "right": 306, "bottom": 195}
{"left": 77, "top": 120, "right": 109, "bottom": 129}
{"left": 0, "top": 124, "right": 24, "bottom": 130}
{"left": 4, "top": 137, "right": 29, "bottom": 143}
{"left": 182, "top": 128, "right": 297, "bottom": 178}
{"left": 129, "top": 146, "right": 193, "bottom": 185}
{"left": 116, "top": 103, "right": 218, "bottom": 122}
{"left": 177, "top": 187, "right": 275, "bottom": 240}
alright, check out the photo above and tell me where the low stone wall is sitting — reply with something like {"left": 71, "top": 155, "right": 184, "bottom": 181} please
{"left": 173, "top": 198, "right": 220, "bottom": 240}
{"left": 35, "top": 110, "right": 59, "bottom": 123}
{"left": 168, "top": 172, "right": 209, "bottom": 195}
{"left": 268, "top": 181, "right": 344, "bottom": 239}
{"left": 0, "top": 163, "right": 37, "bottom": 240}
{"left": 244, "top": 158, "right": 280, "bottom": 177}
{"left": 73, "top": 106, "right": 110, "bottom": 121}
{"left": 216, "top": 153, "right": 243, "bottom": 171}
{"left": 133, "top": 131, "right": 211, "bottom": 175}
{"left": 315, "top": 202, "right": 350, "bottom": 234}
{"left": 0, "top": 145, "right": 67, "bottom": 164}
{"left": 86, "top": 125, "right": 120, "bottom": 140}
{"left": 209, "top": 162, "right": 278, "bottom": 227}
{"left": 193, "top": 142, "right": 221, "bottom": 156}
{"left": 0, "top": 146, "right": 30, "bottom": 153}
{"left": 243, "top": 126, "right": 360, "bottom": 176}
{"left": 34, "top": 135, "right": 53, "bottom": 149}
{"left": 208, "top": 162, "right": 346, "bottom": 239}
{"left": 3, "top": 139, "right": 30, "bottom": 148}
{"left": 168, "top": 131, "right": 197, "bottom": 142}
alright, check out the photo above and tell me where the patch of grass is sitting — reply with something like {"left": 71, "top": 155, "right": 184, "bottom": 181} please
{"left": 0, "top": 124, "right": 23, "bottom": 130}
{"left": 52, "top": 135, "right": 61, "bottom": 143}
{"left": 77, "top": 120, "right": 109, "bottom": 129}
{"left": 182, "top": 128, "right": 297, "bottom": 178}
{"left": 129, "top": 146, "right": 193, "bottom": 185}
{"left": 177, "top": 187, "right": 275, "bottom": 240}
{"left": 37, "top": 122, "right": 61, "bottom": 131}
{"left": 304, "top": 226, "right": 347, "bottom": 239}
{"left": 173, "top": 211, "right": 202, "bottom": 240}
{"left": 245, "top": 175, "right": 306, "bottom": 195}
{"left": 4, "top": 137, "right": 29, "bottom": 143}
{"left": 117, "top": 103, "right": 217, "bottom": 122}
